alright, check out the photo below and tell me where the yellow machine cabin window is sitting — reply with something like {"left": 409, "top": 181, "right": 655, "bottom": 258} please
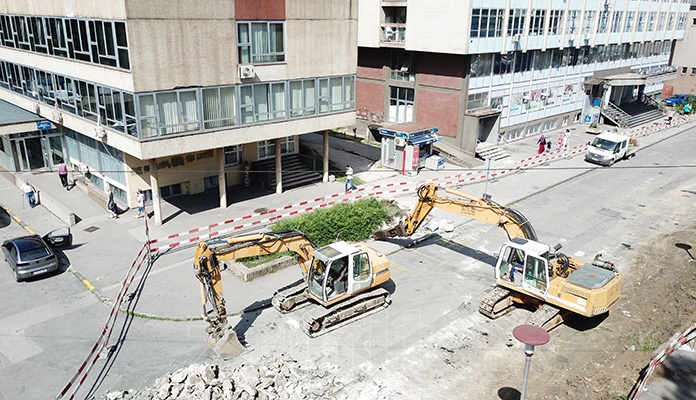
{"left": 353, "top": 252, "right": 371, "bottom": 280}
{"left": 524, "top": 255, "right": 548, "bottom": 292}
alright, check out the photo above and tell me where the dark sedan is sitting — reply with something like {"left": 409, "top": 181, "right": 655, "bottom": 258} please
{"left": 2, "top": 229, "right": 72, "bottom": 282}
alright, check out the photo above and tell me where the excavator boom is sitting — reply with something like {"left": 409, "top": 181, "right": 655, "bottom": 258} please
{"left": 374, "top": 183, "right": 537, "bottom": 241}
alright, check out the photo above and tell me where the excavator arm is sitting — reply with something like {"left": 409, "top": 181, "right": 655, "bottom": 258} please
{"left": 193, "top": 230, "right": 315, "bottom": 356}
{"left": 374, "top": 183, "right": 537, "bottom": 241}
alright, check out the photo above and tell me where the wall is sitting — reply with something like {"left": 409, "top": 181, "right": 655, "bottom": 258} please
{"left": 667, "top": 9, "right": 696, "bottom": 95}
{"left": 406, "top": 0, "right": 470, "bottom": 54}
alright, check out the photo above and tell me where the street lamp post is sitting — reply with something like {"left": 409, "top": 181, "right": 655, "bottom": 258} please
{"left": 513, "top": 324, "right": 551, "bottom": 400}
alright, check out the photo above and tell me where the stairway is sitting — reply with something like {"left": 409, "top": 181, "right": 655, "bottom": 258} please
{"left": 475, "top": 142, "right": 510, "bottom": 161}
{"left": 433, "top": 141, "right": 477, "bottom": 168}
{"left": 618, "top": 101, "right": 664, "bottom": 128}
{"left": 251, "top": 154, "right": 322, "bottom": 191}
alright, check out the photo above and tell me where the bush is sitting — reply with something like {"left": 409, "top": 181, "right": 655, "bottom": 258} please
{"left": 271, "top": 197, "right": 395, "bottom": 247}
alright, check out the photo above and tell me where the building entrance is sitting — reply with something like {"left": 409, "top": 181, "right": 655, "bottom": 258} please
{"left": 11, "top": 132, "right": 64, "bottom": 172}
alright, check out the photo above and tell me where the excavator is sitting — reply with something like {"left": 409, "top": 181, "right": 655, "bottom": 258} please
{"left": 374, "top": 183, "right": 621, "bottom": 331}
{"left": 193, "top": 230, "right": 391, "bottom": 356}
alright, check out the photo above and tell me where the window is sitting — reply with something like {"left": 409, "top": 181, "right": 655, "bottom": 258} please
{"left": 692, "top": 17, "right": 696, "bottom": 26}
{"left": 677, "top": 12, "right": 687, "bottom": 30}
{"left": 467, "top": 92, "right": 488, "bottom": 110}
{"left": 224, "top": 145, "right": 243, "bottom": 166}
{"left": 514, "top": 52, "right": 532, "bottom": 72}
{"left": 659, "top": 13, "right": 667, "bottom": 31}
{"left": 611, "top": 11, "right": 623, "bottom": 33}
{"left": 257, "top": 137, "right": 295, "bottom": 160}
{"left": 582, "top": 10, "right": 596, "bottom": 34}
{"left": 389, "top": 51, "right": 415, "bottom": 81}
{"left": 237, "top": 21, "right": 285, "bottom": 64}
{"left": 318, "top": 76, "right": 354, "bottom": 113}
{"left": 388, "top": 86, "right": 414, "bottom": 123}
{"left": 353, "top": 253, "right": 371, "bottom": 281}
{"left": 470, "top": 9, "right": 504, "bottom": 38}
{"left": 625, "top": 11, "right": 635, "bottom": 32}
{"left": 567, "top": 10, "right": 580, "bottom": 34}
{"left": 494, "top": 52, "right": 514, "bottom": 74}
{"left": 507, "top": 9, "right": 526, "bottom": 36}
{"left": 682, "top": 67, "right": 688, "bottom": 74}
{"left": 160, "top": 183, "right": 183, "bottom": 198}
{"left": 668, "top": 13, "right": 675, "bottom": 30}
{"left": 239, "top": 82, "right": 286, "bottom": 124}
{"left": 692, "top": 67, "right": 696, "bottom": 75}
{"left": 202, "top": 87, "right": 236, "bottom": 129}
{"left": 289, "top": 79, "right": 316, "bottom": 117}
{"left": 529, "top": 10, "right": 546, "bottom": 35}
{"left": 637, "top": 11, "right": 645, "bottom": 32}
{"left": 470, "top": 53, "right": 493, "bottom": 78}
{"left": 598, "top": 10, "right": 608, "bottom": 33}
{"left": 549, "top": 10, "right": 564, "bottom": 35}
{"left": 648, "top": 12, "right": 656, "bottom": 31}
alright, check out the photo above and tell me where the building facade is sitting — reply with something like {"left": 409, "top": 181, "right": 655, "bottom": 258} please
{"left": 357, "top": 0, "right": 689, "bottom": 156}
{"left": 0, "top": 0, "right": 357, "bottom": 224}
{"left": 665, "top": 0, "right": 696, "bottom": 95}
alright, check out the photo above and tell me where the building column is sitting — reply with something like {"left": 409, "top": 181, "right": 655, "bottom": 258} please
{"left": 275, "top": 138, "right": 282, "bottom": 194}
{"left": 148, "top": 159, "right": 163, "bottom": 226}
{"left": 217, "top": 148, "right": 227, "bottom": 209}
{"left": 322, "top": 130, "right": 329, "bottom": 183}
{"left": 603, "top": 85, "right": 613, "bottom": 108}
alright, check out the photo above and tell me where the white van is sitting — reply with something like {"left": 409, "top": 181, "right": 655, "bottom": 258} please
{"left": 585, "top": 132, "right": 637, "bottom": 166}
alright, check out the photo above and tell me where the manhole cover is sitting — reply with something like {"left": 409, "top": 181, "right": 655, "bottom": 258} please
{"left": 84, "top": 226, "right": 100, "bottom": 233}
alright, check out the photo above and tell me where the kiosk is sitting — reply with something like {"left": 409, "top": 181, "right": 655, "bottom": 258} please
{"left": 379, "top": 123, "right": 442, "bottom": 175}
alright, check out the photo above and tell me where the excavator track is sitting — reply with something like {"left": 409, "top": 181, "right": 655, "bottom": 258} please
{"left": 300, "top": 288, "right": 391, "bottom": 338}
{"left": 271, "top": 279, "right": 310, "bottom": 314}
{"left": 525, "top": 303, "right": 566, "bottom": 331}
{"left": 479, "top": 286, "right": 515, "bottom": 319}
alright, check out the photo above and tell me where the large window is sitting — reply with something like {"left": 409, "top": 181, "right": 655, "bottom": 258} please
{"left": 318, "top": 76, "right": 354, "bottom": 113}
{"left": 567, "top": 10, "right": 580, "bottom": 34}
{"left": 529, "top": 10, "right": 546, "bottom": 36}
{"left": 467, "top": 92, "right": 488, "bottom": 110}
{"left": 611, "top": 11, "right": 623, "bottom": 33}
{"left": 658, "top": 12, "right": 667, "bottom": 31}
{"left": 637, "top": 11, "right": 646, "bottom": 32}
{"left": 237, "top": 22, "right": 285, "bottom": 64}
{"left": 648, "top": 12, "right": 656, "bottom": 31}
{"left": 625, "top": 11, "right": 635, "bottom": 32}
{"left": 224, "top": 145, "right": 243, "bottom": 166}
{"left": 289, "top": 79, "right": 316, "bottom": 117}
{"left": 582, "top": 10, "right": 596, "bottom": 34}
{"left": 493, "top": 52, "right": 514, "bottom": 74}
{"left": 387, "top": 87, "right": 414, "bottom": 123}
{"left": 471, "top": 9, "right": 504, "bottom": 38}
{"left": 470, "top": 53, "right": 493, "bottom": 78}
{"left": 257, "top": 137, "right": 295, "bottom": 160}
{"left": 549, "top": 10, "right": 564, "bottom": 35}
{"left": 0, "top": 14, "right": 129, "bottom": 69}
{"left": 507, "top": 9, "right": 527, "bottom": 36}
{"left": 598, "top": 10, "right": 609, "bottom": 33}
{"left": 202, "top": 86, "right": 236, "bottom": 129}
{"left": 240, "top": 82, "right": 286, "bottom": 124}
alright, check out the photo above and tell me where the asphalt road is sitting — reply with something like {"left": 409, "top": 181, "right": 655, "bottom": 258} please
{"left": 0, "top": 126, "right": 694, "bottom": 399}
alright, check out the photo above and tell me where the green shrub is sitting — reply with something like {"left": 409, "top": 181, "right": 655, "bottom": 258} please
{"left": 271, "top": 197, "right": 395, "bottom": 247}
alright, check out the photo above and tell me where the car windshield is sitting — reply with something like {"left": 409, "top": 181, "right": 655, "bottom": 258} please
{"left": 591, "top": 138, "right": 618, "bottom": 151}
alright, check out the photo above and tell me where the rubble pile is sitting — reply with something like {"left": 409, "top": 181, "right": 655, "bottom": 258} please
{"left": 97, "top": 354, "right": 346, "bottom": 400}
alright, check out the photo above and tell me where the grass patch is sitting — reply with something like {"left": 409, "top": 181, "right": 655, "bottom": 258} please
{"left": 630, "top": 332, "right": 662, "bottom": 352}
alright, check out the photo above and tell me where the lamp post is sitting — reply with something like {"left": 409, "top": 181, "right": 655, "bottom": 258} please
{"left": 513, "top": 324, "right": 550, "bottom": 400}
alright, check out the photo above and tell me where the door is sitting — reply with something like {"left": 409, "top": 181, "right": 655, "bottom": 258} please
{"left": 522, "top": 254, "right": 549, "bottom": 297}
{"left": 349, "top": 252, "right": 372, "bottom": 294}
{"left": 15, "top": 137, "right": 45, "bottom": 171}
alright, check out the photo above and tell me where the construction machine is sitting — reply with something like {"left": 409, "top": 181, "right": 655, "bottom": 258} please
{"left": 194, "top": 230, "right": 391, "bottom": 356}
{"left": 374, "top": 183, "right": 621, "bottom": 331}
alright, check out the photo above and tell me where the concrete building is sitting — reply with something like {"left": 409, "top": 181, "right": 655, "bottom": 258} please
{"left": 665, "top": 0, "right": 696, "bottom": 95}
{"left": 356, "top": 0, "right": 689, "bottom": 157}
{"left": 0, "top": 0, "right": 357, "bottom": 224}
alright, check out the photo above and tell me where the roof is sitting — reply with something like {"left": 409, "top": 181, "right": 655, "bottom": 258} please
{"left": 0, "top": 99, "right": 41, "bottom": 126}
{"left": 379, "top": 122, "right": 437, "bottom": 135}
{"left": 583, "top": 78, "right": 605, "bottom": 86}
{"left": 596, "top": 132, "right": 629, "bottom": 142}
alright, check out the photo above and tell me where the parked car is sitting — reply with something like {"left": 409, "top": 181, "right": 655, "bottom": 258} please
{"left": 2, "top": 228, "right": 72, "bottom": 282}
{"left": 663, "top": 94, "right": 688, "bottom": 106}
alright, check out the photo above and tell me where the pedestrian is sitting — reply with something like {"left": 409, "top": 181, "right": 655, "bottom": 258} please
{"left": 56, "top": 159, "right": 69, "bottom": 189}
{"left": 536, "top": 134, "right": 546, "bottom": 154}
{"left": 668, "top": 109, "right": 675, "bottom": 125}
{"left": 106, "top": 189, "right": 118, "bottom": 219}
{"left": 20, "top": 180, "right": 37, "bottom": 208}
{"left": 135, "top": 189, "right": 145, "bottom": 218}
{"left": 556, "top": 134, "right": 564, "bottom": 152}
{"left": 345, "top": 165, "right": 357, "bottom": 192}
{"left": 684, "top": 103, "right": 691, "bottom": 115}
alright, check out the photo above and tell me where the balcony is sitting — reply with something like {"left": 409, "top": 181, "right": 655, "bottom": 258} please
{"left": 380, "top": 23, "right": 406, "bottom": 47}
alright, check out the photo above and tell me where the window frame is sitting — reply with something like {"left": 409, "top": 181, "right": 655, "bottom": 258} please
{"left": 237, "top": 21, "right": 285, "bottom": 64}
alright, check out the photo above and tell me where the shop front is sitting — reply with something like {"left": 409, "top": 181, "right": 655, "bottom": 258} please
{"left": 379, "top": 123, "right": 442, "bottom": 175}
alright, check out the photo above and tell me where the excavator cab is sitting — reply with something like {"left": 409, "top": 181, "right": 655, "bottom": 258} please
{"left": 495, "top": 238, "right": 553, "bottom": 297}
{"left": 307, "top": 242, "right": 372, "bottom": 304}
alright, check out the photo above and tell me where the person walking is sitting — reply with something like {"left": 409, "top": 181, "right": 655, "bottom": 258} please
{"left": 20, "top": 180, "right": 37, "bottom": 208}
{"left": 56, "top": 160, "right": 69, "bottom": 189}
{"left": 668, "top": 109, "right": 675, "bottom": 125}
{"left": 345, "top": 165, "right": 358, "bottom": 192}
{"left": 684, "top": 103, "right": 691, "bottom": 115}
{"left": 536, "top": 134, "right": 547, "bottom": 154}
{"left": 556, "top": 134, "right": 564, "bottom": 152}
{"left": 135, "top": 189, "right": 145, "bottom": 218}
{"left": 106, "top": 189, "right": 118, "bottom": 219}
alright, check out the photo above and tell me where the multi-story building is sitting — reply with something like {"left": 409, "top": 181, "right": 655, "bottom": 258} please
{"left": 357, "top": 0, "right": 689, "bottom": 157}
{"left": 665, "top": 0, "right": 696, "bottom": 95}
{"left": 0, "top": 0, "right": 357, "bottom": 224}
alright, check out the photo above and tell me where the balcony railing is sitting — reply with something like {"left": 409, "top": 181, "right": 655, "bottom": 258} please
{"left": 381, "top": 23, "right": 406, "bottom": 46}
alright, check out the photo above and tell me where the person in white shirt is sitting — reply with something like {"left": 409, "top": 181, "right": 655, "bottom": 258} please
{"left": 345, "top": 165, "right": 357, "bottom": 192}
{"left": 20, "top": 180, "right": 37, "bottom": 208}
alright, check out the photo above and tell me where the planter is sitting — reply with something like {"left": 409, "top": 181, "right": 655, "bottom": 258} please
{"left": 585, "top": 126, "right": 602, "bottom": 134}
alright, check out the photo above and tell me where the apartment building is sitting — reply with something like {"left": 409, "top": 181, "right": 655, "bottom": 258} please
{"left": 0, "top": 0, "right": 357, "bottom": 224}
{"left": 357, "top": 0, "right": 689, "bottom": 156}
{"left": 665, "top": 0, "right": 696, "bottom": 95}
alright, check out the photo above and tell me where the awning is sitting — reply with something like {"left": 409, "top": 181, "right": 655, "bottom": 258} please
{"left": 583, "top": 78, "right": 604, "bottom": 87}
{"left": 409, "top": 133, "right": 441, "bottom": 146}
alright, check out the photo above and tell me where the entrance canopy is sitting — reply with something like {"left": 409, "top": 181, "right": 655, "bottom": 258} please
{"left": 379, "top": 122, "right": 440, "bottom": 146}
{"left": 0, "top": 99, "right": 45, "bottom": 136}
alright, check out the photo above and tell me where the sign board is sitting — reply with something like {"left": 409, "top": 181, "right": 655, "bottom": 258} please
{"left": 584, "top": 115, "right": 592, "bottom": 123}
{"left": 36, "top": 120, "right": 52, "bottom": 131}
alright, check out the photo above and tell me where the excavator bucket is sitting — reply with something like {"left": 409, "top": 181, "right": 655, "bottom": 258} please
{"left": 205, "top": 326, "right": 248, "bottom": 359}
{"left": 373, "top": 223, "right": 407, "bottom": 239}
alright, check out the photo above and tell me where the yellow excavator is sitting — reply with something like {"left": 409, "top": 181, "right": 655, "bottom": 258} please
{"left": 374, "top": 183, "right": 621, "bottom": 331}
{"left": 193, "top": 230, "right": 391, "bottom": 356}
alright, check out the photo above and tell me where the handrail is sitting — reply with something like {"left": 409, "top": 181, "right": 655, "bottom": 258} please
{"left": 640, "top": 93, "right": 660, "bottom": 109}
{"left": 603, "top": 102, "right": 630, "bottom": 127}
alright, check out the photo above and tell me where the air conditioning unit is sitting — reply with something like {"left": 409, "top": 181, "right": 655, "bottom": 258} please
{"left": 51, "top": 110, "right": 63, "bottom": 124}
{"left": 95, "top": 128, "right": 107, "bottom": 139}
{"left": 394, "top": 137, "right": 407, "bottom": 147}
{"left": 513, "top": 33, "right": 523, "bottom": 42}
{"left": 238, "top": 65, "right": 255, "bottom": 79}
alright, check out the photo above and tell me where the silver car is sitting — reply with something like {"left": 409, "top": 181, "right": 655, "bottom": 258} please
{"left": 2, "top": 229, "right": 72, "bottom": 282}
